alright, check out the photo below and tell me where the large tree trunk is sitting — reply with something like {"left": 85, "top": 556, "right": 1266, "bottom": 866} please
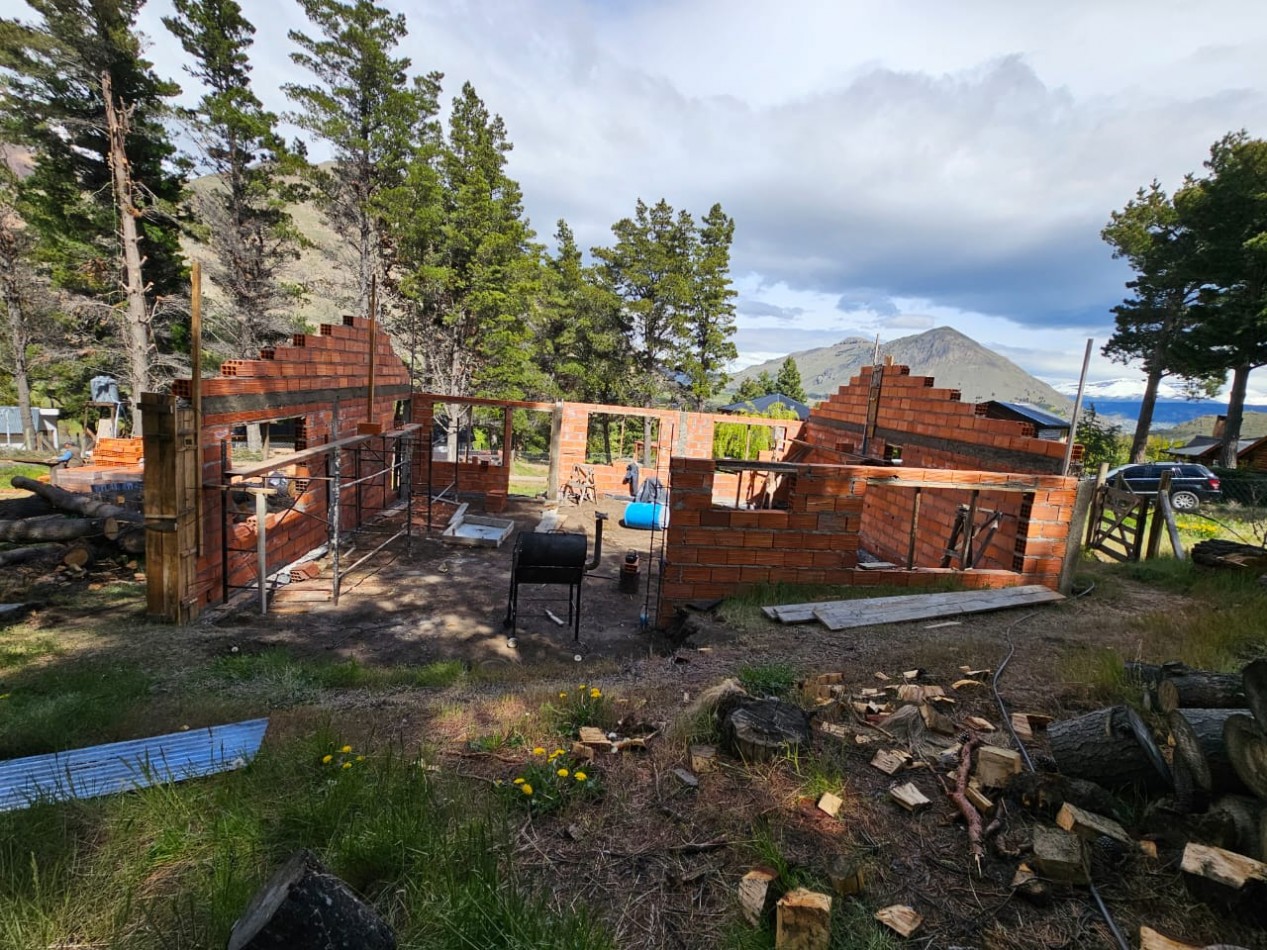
{"left": 0, "top": 216, "right": 36, "bottom": 449}
{"left": 1219, "top": 364, "right": 1252, "bottom": 468}
{"left": 227, "top": 849, "right": 395, "bottom": 950}
{"left": 103, "top": 71, "right": 153, "bottom": 436}
{"left": 0, "top": 542, "right": 65, "bottom": 567}
{"left": 1130, "top": 364, "right": 1166, "bottom": 463}
{"left": 1159, "top": 673, "right": 1247, "bottom": 714}
{"left": 10, "top": 475, "right": 142, "bottom": 523}
{"left": 1048, "top": 705, "right": 1172, "bottom": 791}
{"left": 0, "top": 517, "right": 105, "bottom": 543}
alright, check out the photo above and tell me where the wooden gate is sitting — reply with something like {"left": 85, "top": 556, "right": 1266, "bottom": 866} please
{"left": 1086, "top": 484, "right": 1151, "bottom": 561}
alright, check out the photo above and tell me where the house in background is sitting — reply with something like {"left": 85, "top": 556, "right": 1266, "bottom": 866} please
{"left": 0, "top": 406, "right": 60, "bottom": 451}
{"left": 719, "top": 392, "right": 811, "bottom": 421}
{"left": 976, "top": 401, "right": 1071, "bottom": 441}
{"left": 1166, "top": 415, "right": 1267, "bottom": 472}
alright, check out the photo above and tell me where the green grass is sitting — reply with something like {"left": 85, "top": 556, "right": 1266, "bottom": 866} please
{"left": 0, "top": 728, "right": 613, "bottom": 949}
{"left": 738, "top": 661, "right": 798, "bottom": 697}
{"left": 198, "top": 649, "right": 465, "bottom": 707}
{"left": 0, "top": 461, "right": 52, "bottom": 484}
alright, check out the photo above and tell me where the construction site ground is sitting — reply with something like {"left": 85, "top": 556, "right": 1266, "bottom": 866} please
{"left": 1, "top": 488, "right": 1262, "bottom": 949}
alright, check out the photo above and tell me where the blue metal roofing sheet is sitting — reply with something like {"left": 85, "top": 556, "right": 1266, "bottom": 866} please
{"left": 0, "top": 718, "right": 269, "bottom": 812}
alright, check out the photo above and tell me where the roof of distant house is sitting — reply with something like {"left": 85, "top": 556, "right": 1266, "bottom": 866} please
{"left": 719, "top": 393, "right": 811, "bottom": 420}
{"left": 982, "top": 400, "right": 1071, "bottom": 430}
{"left": 1168, "top": 436, "right": 1262, "bottom": 458}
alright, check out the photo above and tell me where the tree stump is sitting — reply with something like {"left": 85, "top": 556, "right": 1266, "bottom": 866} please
{"left": 721, "top": 699, "right": 811, "bottom": 763}
{"left": 227, "top": 850, "right": 395, "bottom": 950}
{"left": 1048, "top": 705, "right": 1171, "bottom": 791}
{"left": 1223, "top": 714, "right": 1267, "bottom": 801}
{"left": 1170, "top": 709, "right": 1251, "bottom": 803}
{"left": 1159, "top": 673, "right": 1246, "bottom": 714}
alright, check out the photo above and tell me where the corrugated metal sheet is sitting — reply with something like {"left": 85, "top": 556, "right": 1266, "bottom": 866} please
{"left": 0, "top": 718, "right": 269, "bottom": 812}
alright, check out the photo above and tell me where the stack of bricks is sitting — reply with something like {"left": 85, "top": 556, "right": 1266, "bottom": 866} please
{"left": 91, "top": 437, "right": 145, "bottom": 465}
{"left": 166, "top": 315, "right": 413, "bottom": 611}
{"left": 657, "top": 458, "right": 1079, "bottom": 624}
{"left": 802, "top": 364, "right": 1081, "bottom": 474}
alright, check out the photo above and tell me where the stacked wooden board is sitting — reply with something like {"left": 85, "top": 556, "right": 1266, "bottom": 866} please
{"left": 762, "top": 585, "right": 1065, "bottom": 630}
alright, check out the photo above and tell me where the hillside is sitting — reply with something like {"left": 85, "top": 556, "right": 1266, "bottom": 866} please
{"left": 1157, "top": 412, "right": 1267, "bottom": 440}
{"left": 734, "top": 327, "right": 1071, "bottom": 409}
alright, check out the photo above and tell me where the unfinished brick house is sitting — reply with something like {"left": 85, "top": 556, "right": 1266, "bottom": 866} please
{"left": 143, "top": 322, "right": 1086, "bottom": 627}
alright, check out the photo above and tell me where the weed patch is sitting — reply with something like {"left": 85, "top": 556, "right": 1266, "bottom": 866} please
{"left": 738, "top": 661, "right": 797, "bottom": 697}
{"left": 0, "top": 661, "right": 152, "bottom": 757}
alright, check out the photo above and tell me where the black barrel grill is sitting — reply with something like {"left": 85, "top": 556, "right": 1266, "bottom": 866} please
{"left": 504, "top": 516, "right": 604, "bottom": 642}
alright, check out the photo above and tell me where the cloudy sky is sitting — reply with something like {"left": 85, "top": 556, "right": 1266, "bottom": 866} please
{"left": 125, "top": 0, "right": 1267, "bottom": 395}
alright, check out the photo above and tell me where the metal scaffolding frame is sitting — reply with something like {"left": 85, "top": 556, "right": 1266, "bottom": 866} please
{"left": 218, "top": 423, "right": 422, "bottom": 614}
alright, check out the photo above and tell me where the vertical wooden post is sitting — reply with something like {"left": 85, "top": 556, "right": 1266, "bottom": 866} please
{"left": 547, "top": 401, "right": 563, "bottom": 501}
{"left": 366, "top": 274, "right": 377, "bottom": 424}
{"left": 1059, "top": 479, "right": 1096, "bottom": 594}
{"left": 1130, "top": 498, "right": 1150, "bottom": 562}
{"left": 907, "top": 488, "right": 922, "bottom": 568}
{"left": 502, "top": 406, "right": 514, "bottom": 496}
{"left": 143, "top": 393, "right": 198, "bottom": 622}
{"left": 960, "top": 490, "right": 980, "bottom": 569}
{"left": 255, "top": 489, "right": 268, "bottom": 616}
{"left": 191, "top": 261, "right": 203, "bottom": 554}
{"left": 1145, "top": 472, "right": 1171, "bottom": 560}
{"left": 1085, "top": 462, "right": 1109, "bottom": 546}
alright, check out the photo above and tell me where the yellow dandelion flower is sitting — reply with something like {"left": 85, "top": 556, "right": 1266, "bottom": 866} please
{"left": 589, "top": 688, "right": 601, "bottom": 699}
{"left": 553, "top": 748, "right": 566, "bottom": 757}
{"left": 513, "top": 777, "right": 525, "bottom": 785}
{"left": 559, "top": 691, "right": 567, "bottom": 699}
{"left": 532, "top": 746, "right": 546, "bottom": 756}
{"left": 0, "top": 693, "right": 10, "bottom": 700}
{"left": 341, "top": 761, "right": 352, "bottom": 770}
{"left": 340, "top": 744, "right": 352, "bottom": 754}
{"left": 557, "top": 768, "right": 569, "bottom": 778}
{"left": 321, "top": 754, "right": 333, "bottom": 764}
{"left": 521, "top": 783, "right": 533, "bottom": 795}
{"left": 574, "top": 771, "right": 587, "bottom": 782}
{"left": 579, "top": 684, "right": 586, "bottom": 690}
{"left": 356, "top": 755, "right": 365, "bottom": 762}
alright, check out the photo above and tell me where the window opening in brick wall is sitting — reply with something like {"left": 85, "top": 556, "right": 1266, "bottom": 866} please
{"left": 228, "top": 416, "right": 306, "bottom": 467}
{"left": 464, "top": 406, "right": 508, "bottom": 466}
{"left": 712, "top": 422, "right": 786, "bottom": 460}
{"left": 586, "top": 413, "right": 660, "bottom": 466}
{"left": 430, "top": 405, "right": 508, "bottom": 465}
{"left": 510, "top": 408, "right": 553, "bottom": 497}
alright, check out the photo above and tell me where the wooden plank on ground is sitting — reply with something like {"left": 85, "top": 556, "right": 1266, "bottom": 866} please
{"left": 812, "top": 586, "right": 1064, "bottom": 631}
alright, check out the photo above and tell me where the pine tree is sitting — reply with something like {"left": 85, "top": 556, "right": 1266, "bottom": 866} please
{"left": 164, "top": 0, "right": 305, "bottom": 357}
{"left": 285, "top": 0, "right": 441, "bottom": 315}
{"left": 0, "top": 166, "right": 37, "bottom": 446}
{"left": 1, "top": 0, "right": 188, "bottom": 421}
{"left": 775, "top": 356, "right": 806, "bottom": 402}
{"left": 679, "top": 202, "right": 737, "bottom": 408}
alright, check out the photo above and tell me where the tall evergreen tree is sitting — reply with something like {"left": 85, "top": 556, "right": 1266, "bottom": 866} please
{"left": 284, "top": 0, "right": 441, "bottom": 315}
{"left": 1174, "top": 132, "right": 1267, "bottom": 467}
{"left": 0, "top": 166, "right": 37, "bottom": 447}
{"left": 164, "top": 0, "right": 305, "bottom": 357}
{"left": 679, "top": 202, "right": 737, "bottom": 407}
{"left": 0, "top": 0, "right": 187, "bottom": 418}
{"left": 775, "top": 356, "right": 806, "bottom": 402}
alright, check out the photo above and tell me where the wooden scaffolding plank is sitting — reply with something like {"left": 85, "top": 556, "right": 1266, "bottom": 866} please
{"left": 812, "top": 586, "right": 1064, "bottom": 631}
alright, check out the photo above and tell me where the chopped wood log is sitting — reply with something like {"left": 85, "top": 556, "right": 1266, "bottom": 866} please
{"left": 966, "top": 715, "right": 996, "bottom": 732}
{"left": 738, "top": 868, "right": 778, "bottom": 927}
{"left": 919, "top": 702, "right": 956, "bottom": 735}
{"left": 577, "top": 726, "right": 609, "bottom": 749}
{"left": 1031, "top": 825, "right": 1089, "bottom": 884}
{"left": 61, "top": 541, "right": 95, "bottom": 569}
{"left": 1010, "top": 713, "right": 1034, "bottom": 741}
{"left": 966, "top": 784, "right": 994, "bottom": 814}
{"left": 0, "top": 542, "right": 66, "bottom": 567}
{"left": 1170, "top": 709, "right": 1250, "bottom": 801}
{"left": 1010, "top": 863, "right": 1051, "bottom": 905}
{"left": 776, "top": 888, "right": 831, "bottom": 949}
{"left": 1159, "top": 673, "right": 1247, "bottom": 714}
{"left": 690, "top": 744, "right": 717, "bottom": 773}
{"left": 721, "top": 699, "right": 811, "bottom": 763}
{"left": 816, "top": 792, "right": 843, "bottom": 817}
{"left": 1242, "top": 660, "right": 1267, "bottom": 731}
{"left": 1180, "top": 842, "right": 1267, "bottom": 924}
{"left": 1138, "top": 925, "right": 1252, "bottom": 950}
{"left": 227, "top": 849, "right": 395, "bottom": 950}
{"left": 106, "top": 520, "right": 146, "bottom": 554}
{"left": 10, "top": 475, "right": 142, "bottom": 523}
{"left": 874, "top": 905, "right": 922, "bottom": 938}
{"left": 1203, "top": 796, "right": 1264, "bottom": 861}
{"left": 827, "top": 855, "right": 865, "bottom": 897}
{"left": 974, "top": 745, "right": 1022, "bottom": 789}
{"left": 870, "top": 749, "right": 911, "bottom": 775}
{"left": 1191, "top": 539, "right": 1267, "bottom": 572}
{"left": 1223, "top": 714, "right": 1267, "bottom": 801}
{"left": 0, "top": 516, "right": 105, "bottom": 542}
{"left": 1055, "top": 801, "right": 1133, "bottom": 847}
{"left": 890, "top": 782, "right": 931, "bottom": 812}
{"left": 1048, "top": 705, "right": 1171, "bottom": 791}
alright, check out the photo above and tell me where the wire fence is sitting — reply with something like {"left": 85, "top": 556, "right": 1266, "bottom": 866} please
{"left": 1176, "top": 469, "right": 1267, "bottom": 547}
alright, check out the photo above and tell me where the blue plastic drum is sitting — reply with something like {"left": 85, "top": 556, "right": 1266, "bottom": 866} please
{"left": 623, "top": 501, "right": 669, "bottom": 529}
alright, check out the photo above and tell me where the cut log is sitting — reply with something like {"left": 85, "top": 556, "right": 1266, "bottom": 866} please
{"left": 1191, "top": 539, "right": 1267, "bottom": 572}
{"left": 776, "top": 888, "right": 831, "bottom": 949}
{"left": 974, "top": 745, "right": 1022, "bottom": 789}
{"left": 1170, "top": 709, "right": 1250, "bottom": 801}
{"left": 1048, "top": 705, "right": 1171, "bottom": 791}
{"left": 1010, "top": 863, "right": 1050, "bottom": 905}
{"left": 870, "top": 749, "right": 911, "bottom": 775}
{"left": 1203, "top": 796, "right": 1263, "bottom": 861}
{"left": 720, "top": 699, "right": 811, "bottom": 763}
{"left": 62, "top": 541, "right": 95, "bottom": 569}
{"left": 919, "top": 702, "right": 956, "bottom": 735}
{"left": 1242, "top": 660, "right": 1267, "bottom": 731}
{"left": 1180, "top": 842, "right": 1267, "bottom": 925}
{"left": 10, "top": 475, "right": 143, "bottom": 523}
{"left": 0, "top": 542, "right": 66, "bottom": 567}
{"left": 104, "top": 517, "right": 146, "bottom": 554}
{"left": 1138, "top": 926, "right": 1212, "bottom": 950}
{"left": 0, "top": 517, "right": 105, "bottom": 542}
{"left": 690, "top": 745, "right": 717, "bottom": 773}
{"left": 227, "top": 849, "right": 395, "bottom": 950}
{"left": 738, "top": 868, "right": 777, "bottom": 927}
{"left": 827, "top": 855, "right": 865, "bottom": 897}
{"left": 1159, "top": 673, "right": 1246, "bottom": 714}
{"left": 1031, "top": 825, "right": 1089, "bottom": 884}
{"left": 874, "top": 905, "right": 922, "bottom": 938}
{"left": 889, "top": 782, "right": 931, "bottom": 812}
{"left": 1223, "top": 714, "right": 1267, "bottom": 801}
{"left": 816, "top": 792, "right": 843, "bottom": 817}
{"left": 1055, "top": 801, "right": 1133, "bottom": 848}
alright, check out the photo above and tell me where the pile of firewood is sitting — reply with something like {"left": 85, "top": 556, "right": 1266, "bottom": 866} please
{"left": 0, "top": 475, "right": 144, "bottom": 570}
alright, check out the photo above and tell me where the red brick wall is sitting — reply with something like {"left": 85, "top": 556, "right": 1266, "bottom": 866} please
{"left": 170, "top": 316, "right": 413, "bottom": 610}
{"left": 657, "top": 458, "right": 1078, "bottom": 624}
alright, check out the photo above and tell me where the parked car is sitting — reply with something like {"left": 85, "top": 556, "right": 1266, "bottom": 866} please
{"left": 1103, "top": 463, "right": 1221, "bottom": 511}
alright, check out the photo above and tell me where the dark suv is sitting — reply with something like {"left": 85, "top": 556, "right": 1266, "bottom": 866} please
{"left": 1104, "top": 463, "right": 1221, "bottom": 511}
